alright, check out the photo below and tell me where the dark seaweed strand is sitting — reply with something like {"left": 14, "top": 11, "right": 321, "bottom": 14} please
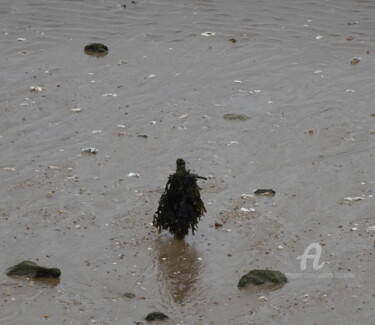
{"left": 153, "top": 160, "right": 206, "bottom": 238}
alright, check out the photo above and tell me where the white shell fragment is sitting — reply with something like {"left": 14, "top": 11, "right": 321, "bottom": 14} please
{"left": 277, "top": 245, "right": 284, "bottom": 250}
{"left": 30, "top": 86, "right": 43, "bottom": 92}
{"left": 17, "top": 38, "right": 27, "bottom": 41}
{"left": 241, "top": 194, "right": 253, "bottom": 199}
{"left": 315, "top": 35, "right": 324, "bottom": 40}
{"left": 201, "top": 32, "right": 216, "bottom": 36}
{"left": 102, "top": 93, "right": 117, "bottom": 97}
{"left": 71, "top": 108, "right": 82, "bottom": 112}
{"left": 127, "top": 172, "right": 140, "bottom": 178}
{"left": 366, "top": 226, "right": 375, "bottom": 233}
{"left": 240, "top": 207, "right": 255, "bottom": 212}
{"left": 81, "top": 147, "right": 98, "bottom": 154}
{"left": 233, "top": 80, "right": 243, "bottom": 84}
{"left": 258, "top": 296, "right": 268, "bottom": 301}
{"left": 92, "top": 130, "right": 102, "bottom": 134}
{"left": 344, "top": 197, "right": 363, "bottom": 201}
{"left": 4, "top": 167, "right": 16, "bottom": 171}
{"left": 148, "top": 74, "right": 156, "bottom": 79}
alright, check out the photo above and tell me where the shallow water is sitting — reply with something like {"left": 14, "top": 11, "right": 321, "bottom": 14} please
{"left": 1, "top": 0, "right": 374, "bottom": 324}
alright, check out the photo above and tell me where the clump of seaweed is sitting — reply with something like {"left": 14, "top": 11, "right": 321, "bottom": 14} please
{"left": 153, "top": 158, "right": 207, "bottom": 239}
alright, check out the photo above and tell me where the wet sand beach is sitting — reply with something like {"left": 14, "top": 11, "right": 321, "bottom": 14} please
{"left": 0, "top": 0, "right": 374, "bottom": 324}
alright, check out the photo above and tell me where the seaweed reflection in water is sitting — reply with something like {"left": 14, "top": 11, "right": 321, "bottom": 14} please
{"left": 154, "top": 237, "right": 204, "bottom": 305}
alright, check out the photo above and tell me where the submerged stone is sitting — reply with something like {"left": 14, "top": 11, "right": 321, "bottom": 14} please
{"left": 84, "top": 43, "right": 109, "bottom": 57}
{"left": 254, "top": 189, "right": 276, "bottom": 196}
{"left": 123, "top": 292, "right": 136, "bottom": 298}
{"left": 145, "top": 312, "right": 169, "bottom": 321}
{"left": 238, "top": 269, "right": 287, "bottom": 288}
{"left": 6, "top": 261, "right": 61, "bottom": 278}
{"left": 224, "top": 113, "right": 250, "bottom": 120}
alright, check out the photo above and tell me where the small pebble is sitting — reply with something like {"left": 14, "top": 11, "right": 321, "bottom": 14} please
{"left": 30, "top": 86, "right": 43, "bottom": 92}
{"left": 350, "top": 57, "right": 361, "bottom": 65}
{"left": 201, "top": 32, "right": 216, "bottom": 36}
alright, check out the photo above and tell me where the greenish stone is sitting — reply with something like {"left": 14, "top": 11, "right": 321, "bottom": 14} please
{"left": 145, "top": 312, "right": 169, "bottom": 321}
{"left": 224, "top": 113, "right": 250, "bottom": 120}
{"left": 238, "top": 269, "right": 287, "bottom": 288}
{"left": 123, "top": 292, "right": 136, "bottom": 298}
{"left": 6, "top": 261, "right": 61, "bottom": 278}
{"left": 254, "top": 189, "right": 276, "bottom": 196}
{"left": 84, "top": 43, "right": 109, "bottom": 57}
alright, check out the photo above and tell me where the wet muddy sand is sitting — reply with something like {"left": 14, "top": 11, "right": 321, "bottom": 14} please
{"left": 0, "top": 0, "right": 374, "bottom": 324}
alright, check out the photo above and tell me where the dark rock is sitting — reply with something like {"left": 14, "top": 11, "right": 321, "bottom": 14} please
{"left": 224, "top": 113, "right": 250, "bottom": 120}
{"left": 145, "top": 312, "right": 169, "bottom": 321}
{"left": 238, "top": 269, "right": 287, "bottom": 288}
{"left": 123, "top": 292, "right": 136, "bottom": 298}
{"left": 153, "top": 158, "right": 206, "bottom": 239}
{"left": 254, "top": 189, "right": 276, "bottom": 196}
{"left": 84, "top": 43, "right": 109, "bottom": 57}
{"left": 6, "top": 261, "right": 61, "bottom": 278}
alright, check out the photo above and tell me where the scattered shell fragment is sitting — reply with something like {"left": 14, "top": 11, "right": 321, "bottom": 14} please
{"left": 92, "top": 130, "right": 102, "bottom": 134}
{"left": 315, "top": 35, "right": 324, "bottom": 40}
{"left": 241, "top": 193, "right": 253, "bottom": 199}
{"left": 277, "top": 245, "right": 284, "bottom": 250}
{"left": 240, "top": 207, "right": 255, "bottom": 212}
{"left": 48, "top": 166, "right": 59, "bottom": 170}
{"left": 4, "top": 167, "right": 16, "bottom": 171}
{"left": 30, "top": 86, "right": 43, "bottom": 92}
{"left": 148, "top": 74, "right": 156, "bottom": 79}
{"left": 71, "top": 108, "right": 82, "bottom": 112}
{"left": 351, "top": 227, "right": 358, "bottom": 231}
{"left": 81, "top": 147, "right": 98, "bottom": 154}
{"left": 344, "top": 197, "right": 363, "bottom": 201}
{"left": 350, "top": 57, "right": 361, "bottom": 65}
{"left": 128, "top": 172, "right": 140, "bottom": 178}
{"left": 201, "top": 32, "right": 216, "bottom": 36}
{"left": 258, "top": 296, "right": 268, "bottom": 301}
{"left": 17, "top": 38, "right": 27, "bottom": 41}
{"left": 102, "top": 93, "right": 117, "bottom": 97}
{"left": 366, "top": 226, "right": 375, "bottom": 233}
{"left": 233, "top": 80, "right": 243, "bottom": 84}
{"left": 118, "top": 60, "right": 127, "bottom": 65}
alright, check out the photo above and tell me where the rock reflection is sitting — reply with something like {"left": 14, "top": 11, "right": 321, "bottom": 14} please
{"left": 154, "top": 237, "right": 203, "bottom": 305}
